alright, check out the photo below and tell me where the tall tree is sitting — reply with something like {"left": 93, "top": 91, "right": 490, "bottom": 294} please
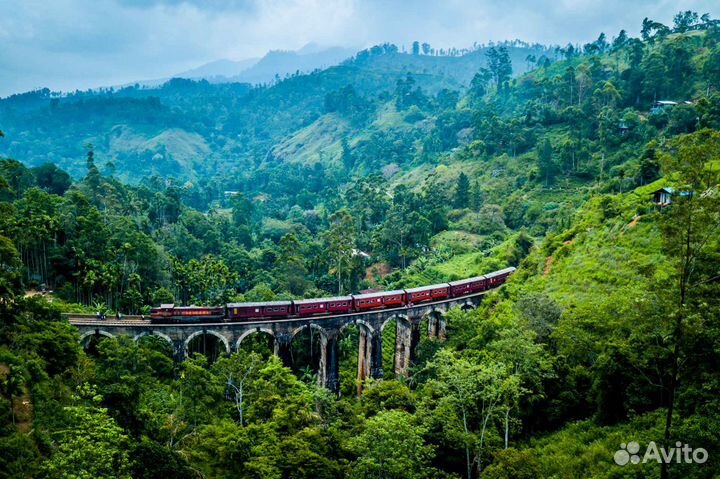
{"left": 536, "top": 138, "right": 556, "bottom": 186}
{"left": 657, "top": 130, "right": 720, "bottom": 479}
{"left": 454, "top": 172, "right": 471, "bottom": 209}
{"left": 486, "top": 47, "right": 512, "bottom": 89}
{"left": 323, "top": 208, "right": 356, "bottom": 294}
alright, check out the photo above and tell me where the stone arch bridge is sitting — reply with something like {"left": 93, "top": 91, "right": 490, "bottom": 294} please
{"left": 67, "top": 292, "right": 488, "bottom": 393}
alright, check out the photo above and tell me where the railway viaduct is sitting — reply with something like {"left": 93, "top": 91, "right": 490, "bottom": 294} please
{"left": 67, "top": 293, "right": 488, "bottom": 393}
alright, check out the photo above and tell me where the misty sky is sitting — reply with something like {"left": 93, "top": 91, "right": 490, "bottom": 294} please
{"left": 1, "top": 0, "right": 719, "bottom": 97}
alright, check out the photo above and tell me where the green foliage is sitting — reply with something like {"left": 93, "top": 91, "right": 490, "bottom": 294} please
{"left": 41, "top": 404, "right": 131, "bottom": 479}
{"left": 349, "top": 410, "right": 435, "bottom": 479}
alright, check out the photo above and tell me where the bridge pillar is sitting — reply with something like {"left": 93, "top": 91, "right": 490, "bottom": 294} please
{"left": 173, "top": 340, "right": 185, "bottom": 363}
{"left": 318, "top": 333, "right": 339, "bottom": 394}
{"left": 273, "top": 333, "right": 293, "bottom": 368}
{"left": 409, "top": 319, "right": 421, "bottom": 364}
{"left": 437, "top": 316, "right": 447, "bottom": 341}
{"left": 427, "top": 312, "right": 446, "bottom": 341}
{"left": 357, "top": 326, "right": 372, "bottom": 395}
{"left": 428, "top": 314, "right": 438, "bottom": 338}
{"left": 394, "top": 319, "right": 409, "bottom": 377}
{"left": 370, "top": 330, "right": 383, "bottom": 380}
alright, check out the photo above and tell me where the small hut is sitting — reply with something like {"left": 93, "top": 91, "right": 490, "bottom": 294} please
{"left": 652, "top": 187, "right": 675, "bottom": 206}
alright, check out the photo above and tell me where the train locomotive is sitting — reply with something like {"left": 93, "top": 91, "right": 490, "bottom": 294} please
{"left": 150, "top": 267, "right": 515, "bottom": 324}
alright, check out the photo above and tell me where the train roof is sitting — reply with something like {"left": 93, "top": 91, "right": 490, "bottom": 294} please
{"left": 158, "top": 304, "right": 175, "bottom": 308}
{"left": 405, "top": 283, "right": 450, "bottom": 293}
{"left": 175, "top": 305, "right": 224, "bottom": 310}
{"left": 227, "top": 301, "right": 292, "bottom": 308}
{"left": 352, "top": 289, "right": 406, "bottom": 300}
{"left": 484, "top": 267, "right": 517, "bottom": 278}
{"left": 448, "top": 276, "right": 486, "bottom": 287}
{"left": 294, "top": 296, "right": 353, "bottom": 305}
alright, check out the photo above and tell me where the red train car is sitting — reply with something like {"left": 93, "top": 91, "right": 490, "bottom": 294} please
{"left": 294, "top": 296, "right": 353, "bottom": 316}
{"left": 484, "top": 267, "right": 516, "bottom": 287}
{"left": 352, "top": 290, "right": 406, "bottom": 310}
{"left": 226, "top": 301, "right": 293, "bottom": 320}
{"left": 382, "top": 290, "right": 406, "bottom": 307}
{"left": 405, "top": 283, "right": 450, "bottom": 304}
{"left": 150, "top": 304, "right": 225, "bottom": 323}
{"left": 448, "top": 276, "right": 487, "bottom": 297}
{"left": 150, "top": 304, "right": 175, "bottom": 322}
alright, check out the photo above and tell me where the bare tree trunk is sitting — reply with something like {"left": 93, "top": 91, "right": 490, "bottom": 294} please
{"left": 505, "top": 408, "right": 510, "bottom": 449}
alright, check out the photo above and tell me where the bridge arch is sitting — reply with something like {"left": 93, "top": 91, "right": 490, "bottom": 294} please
{"left": 460, "top": 300, "right": 476, "bottom": 311}
{"left": 291, "top": 323, "right": 326, "bottom": 339}
{"left": 134, "top": 331, "right": 174, "bottom": 348}
{"left": 340, "top": 319, "right": 373, "bottom": 335}
{"left": 184, "top": 330, "right": 230, "bottom": 356}
{"left": 79, "top": 330, "right": 115, "bottom": 344}
{"left": 380, "top": 314, "right": 408, "bottom": 333}
{"left": 236, "top": 327, "right": 275, "bottom": 350}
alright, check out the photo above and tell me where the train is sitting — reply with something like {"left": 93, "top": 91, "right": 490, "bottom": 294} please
{"left": 150, "top": 267, "right": 516, "bottom": 324}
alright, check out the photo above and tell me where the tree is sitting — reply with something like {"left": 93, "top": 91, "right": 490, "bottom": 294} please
{"left": 454, "top": 172, "right": 471, "bottom": 209}
{"left": 0, "top": 159, "right": 34, "bottom": 200}
{"left": 42, "top": 404, "right": 131, "bottom": 479}
{"left": 129, "top": 438, "right": 197, "bottom": 479}
{"left": 424, "top": 350, "right": 519, "bottom": 478}
{"left": 275, "top": 233, "right": 309, "bottom": 295}
{"left": 322, "top": 209, "right": 356, "bottom": 294}
{"left": 349, "top": 410, "right": 434, "bottom": 479}
{"left": 179, "top": 355, "right": 223, "bottom": 428}
{"left": 536, "top": 137, "right": 556, "bottom": 186}
{"left": 611, "top": 29, "right": 629, "bottom": 52}
{"left": 412, "top": 41, "right": 420, "bottom": 56}
{"left": 31, "top": 163, "right": 72, "bottom": 196}
{"left": 212, "top": 352, "right": 265, "bottom": 426}
{"left": 657, "top": 129, "right": 720, "bottom": 479}
{"left": 486, "top": 47, "right": 512, "bottom": 89}
{"left": 469, "top": 69, "right": 490, "bottom": 100}
{"left": 83, "top": 143, "right": 102, "bottom": 201}
{"left": 0, "top": 236, "right": 22, "bottom": 298}
{"left": 673, "top": 10, "right": 699, "bottom": 32}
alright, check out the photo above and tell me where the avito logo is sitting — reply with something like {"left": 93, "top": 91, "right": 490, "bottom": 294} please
{"left": 614, "top": 441, "right": 708, "bottom": 466}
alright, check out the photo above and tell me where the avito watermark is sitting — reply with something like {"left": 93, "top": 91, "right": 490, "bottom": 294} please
{"left": 614, "top": 441, "right": 708, "bottom": 466}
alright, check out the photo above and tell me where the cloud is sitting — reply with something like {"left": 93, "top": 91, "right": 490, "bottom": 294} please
{"left": 0, "top": 0, "right": 718, "bottom": 96}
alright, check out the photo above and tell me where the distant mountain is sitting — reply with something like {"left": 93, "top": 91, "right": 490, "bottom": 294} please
{"left": 0, "top": 41, "right": 551, "bottom": 180}
{"left": 175, "top": 58, "right": 260, "bottom": 82}
{"left": 172, "top": 44, "right": 358, "bottom": 86}
{"left": 225, "top": 44, "right": 358, "bottom": 85}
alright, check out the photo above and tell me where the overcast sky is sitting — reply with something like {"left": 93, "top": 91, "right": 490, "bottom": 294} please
{"left": 1, "top": 0, "right": 719, "bottom": 97}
